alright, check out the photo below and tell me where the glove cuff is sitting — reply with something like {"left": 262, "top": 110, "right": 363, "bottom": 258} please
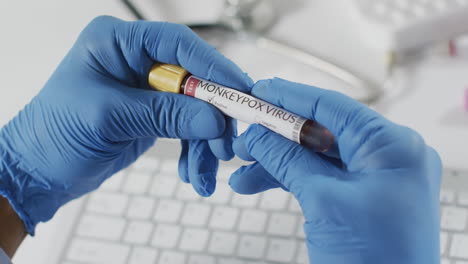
{"left": 0, "top": 145, "right": 36, "bottom": 235}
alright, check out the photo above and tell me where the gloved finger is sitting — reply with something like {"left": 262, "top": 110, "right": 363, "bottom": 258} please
{"left": 232, "top": 135, "right": 255, "bottom": 161}
{"left": 251, "top": 78, "right": 390, "bottom": 164}
{"left": 186, "top": 140, "right": 219, "bottom": 197}
{"left": 229, "top": 162, "right": 286, "bottom": 194}
{"left": 81, "top": 17, "right": 253, "bottom": 91}
{"left": 178, "top": 140, "right": 190, "bottom": 183}
{"left": 105, "top": 88, "right": 226, "bottom": 141}
{"left": 240, "top": 124, "right": 344, "bottom": 191}
{"left": 208, "top": 117, "right": 236, "bottom": 161}
{"left": 137, "top": 22, "right": 253, "bottom": 92}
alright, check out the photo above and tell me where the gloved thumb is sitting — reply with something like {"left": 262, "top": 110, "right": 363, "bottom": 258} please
{"left": 229, "top": 162, "right": 285, "bottom": 194}
{"left": 104, "top": 87, "right": 226, "bottom": 141}
{"left": 236, "top": 124, "right": 343, "bottom": 192}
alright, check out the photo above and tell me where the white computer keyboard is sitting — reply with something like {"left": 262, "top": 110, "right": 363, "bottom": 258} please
{"left": 440, "top": 169, "right": 468, "bottom": 264}
{"left": 59, "top": 155, "right": 308, "bottom": 264}
{"left": 349, "top": 0, "right": 468, "bottom": 52}
{"left": 58, "top": 154, "right": 468, "bottom": 264}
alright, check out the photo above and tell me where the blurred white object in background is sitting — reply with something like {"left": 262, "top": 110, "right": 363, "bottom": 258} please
{"left": 129, "top": 0, "right": 224, "bottom": 24}
{"left": 128, "top": 0, "right": 382, "bottom": 104}
{"left": 349, "top": 0, "right": 468, "bottom": 53}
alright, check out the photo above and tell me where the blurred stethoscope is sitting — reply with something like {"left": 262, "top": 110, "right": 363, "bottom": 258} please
{"left": 122, "top": 0, "right": 382, "bottom": 104}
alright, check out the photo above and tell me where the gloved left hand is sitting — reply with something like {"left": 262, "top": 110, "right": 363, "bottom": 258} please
{"left": 0, "top": 16, "right": 252, "bottom": 235}
{"left": 230, "top": 78, "right": 441, "bottom": 264}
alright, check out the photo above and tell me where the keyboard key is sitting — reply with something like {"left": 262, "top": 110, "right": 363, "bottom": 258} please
{"left": 394, "top": 0, "right": 409, "bottom": 9}
{"left": 218, "top": 258, "right": 244, "bottom": 264}
{"left": 296, "top": 243, "right": 309, "bottom": 264}
{"left": 443, "top": 168, "right": 457, "bottom": 177}
{"left": 372, "top": 2, "right": 389, "bottom": 16}
{"left": 266, "top": 238, "right": 297, "bottom": 263}
{"left": 259, "top": 189, "right": 289, "bottom": 210}
{"left": 450, "top": 234, "right": 468, "bottom": 259}
{"left": 440, "top": 189, "right": 455, "bottom": 203}
{"left": 206, "top": 183, "right": 232, "bottom": 204}
{"left": 150, "top": 176, "right": 178, "bottom": 197}
{"left": 297, "top": 228, "right": 306, "bottom": 239}
{"left": 101, "top": 171, "right": 126, "bottom": 191}
{"left": 440, "top": 258, "right": 450, "bottom": 264}
{"left": 67, "top": 238, "right": 129, "bottom": 264}
{"left": 440, "top": 232, "right": 448, "bottom": 255}
{"left": 410, "top": 4, "right": 427, "bottom": 17}
{"left": 188, "top": 254, "right": 216, "bottom": 264}
{"left": 132, "top": 156, "right": 160, "bottom": 172}
{"left": 86, "top": 192, "right": 128, "bottom": 216}
{"left": 159, "top": 160, "right": 179, "bottom": 175}
{"left": 231, "top": 193, "right": 259, "bottom": 208}
{"left": 217, "top": 166, "right": 238, "bottom": 181}
{"left": 126, "top": 196, "right": 156, "bottom": 219}
{"left": 151, "top": 224, "right": 181, "bottom": 249}
{"left": 209, "top": 206, "right": 239, "bottom": 230}
{"left": 159, "top": 251, "right": 186, "bottom": 264}
{"left": 289, "top": 198, "right": 302, "bottom": 213}
{"left": 128, "top": 247, "right": 159, "bottom": 264}
{"left": 181, "top": 203, "right": 211, "bottom": 226}
{"left": 123, "top": 171, "right": 152, "bottom": 194}
{"left": 123, "top": 220, "right": 153, "bottom": 245}
{"left": 76, "top": 214, "right": 125, "bottom": 240}
{"left": 458, "top": 192, "right": 468, "bottom": 206}
{"left": 154, "top": 199, "right": 183, "bottom": 223}
{"left": 389, "top": 10, "right": 406, "bottom": 25}
{"left": 238, "top": 235, "right": 267, "bottom": 259}
{"left": 296, "top": 218, "right": 306, "bottom": 239}
{"left": 176, "top": 183, "right": 201, "bottom": 201}
{"left": 455, "top": 169, "right": 468, "bottom": 178}
{"left": 208, "top": 231, "right": 238, "bottom": 255}
{"left": 179, "top": 228, "right": 210, "bottom": 252}
{"left": 433, "top": 0, "right": 448, "bottom": 10}
{"left": 441, "top": 206, "right": 467, "bottom": 231}
{"left": 267, "top": 213, "right": 297, "bottom": 236}
{"left": 238, "top": 210, "right": 267, "bottom": 233}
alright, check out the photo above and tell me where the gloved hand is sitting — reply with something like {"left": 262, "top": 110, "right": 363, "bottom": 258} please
{"left": 0, "top": 16, "right": 252, "bottom": 235}
{"left": 230, "top": 78, "right": 441, "bottom": 264}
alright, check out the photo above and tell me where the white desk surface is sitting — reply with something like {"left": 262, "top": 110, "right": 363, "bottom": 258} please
{"left": 0, "top": 0, "right": 467, "bottom": 263}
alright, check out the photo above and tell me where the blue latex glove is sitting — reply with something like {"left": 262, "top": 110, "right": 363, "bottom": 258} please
{"left": 0, "top": 16, "right": 252, "bottom": 234}
{"left": 230, "top": 78, "right": 441, "bottom": 263}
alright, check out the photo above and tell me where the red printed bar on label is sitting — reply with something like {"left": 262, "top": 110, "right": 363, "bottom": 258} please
{"left": 185, "top": 76, "right": 199, "bottom": 97}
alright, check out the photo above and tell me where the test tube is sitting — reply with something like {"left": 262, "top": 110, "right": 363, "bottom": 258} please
{"left": 148, "top": 63, "right": 334, "bottom": 152}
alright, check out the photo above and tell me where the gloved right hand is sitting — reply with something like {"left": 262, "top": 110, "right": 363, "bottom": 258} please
{"left": 230, "top": 78, "right": 442, "bottom": 264}
{"left": 0, "top": 16, "right": 252, "bottom": 235}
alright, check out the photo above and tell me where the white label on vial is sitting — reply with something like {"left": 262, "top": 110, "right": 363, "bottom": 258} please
{"left": 184, "top": 76, "right": 307, "bottom": 143}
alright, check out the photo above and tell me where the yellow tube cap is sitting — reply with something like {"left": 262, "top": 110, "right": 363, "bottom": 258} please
{"left": 148, "top": 63, "right": 188, "bottom": 93}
